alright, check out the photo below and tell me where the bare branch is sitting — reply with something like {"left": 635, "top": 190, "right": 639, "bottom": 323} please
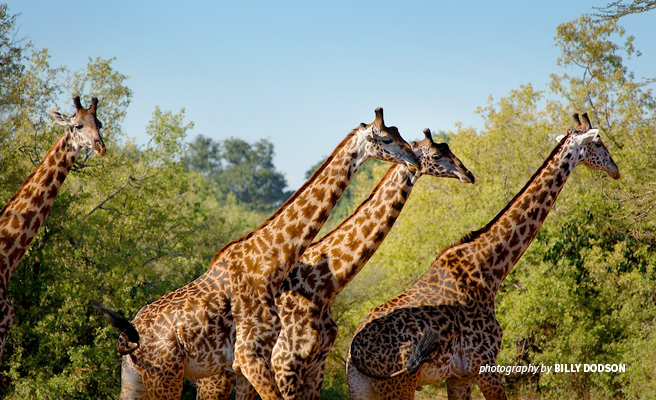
{"left": 593, "top": 0, "right": 656, "bottom": 19}
{"left": 86, "top": 174, "right": 133, "bottom": 217}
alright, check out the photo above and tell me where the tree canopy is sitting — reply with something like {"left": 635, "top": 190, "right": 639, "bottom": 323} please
{"left": 184, "top": 135, "right": 292, "bottom": 212}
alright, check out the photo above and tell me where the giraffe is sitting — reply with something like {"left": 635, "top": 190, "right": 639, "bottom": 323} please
{"left": 346, "top": 112, "right": 620, "bottom": 400}
{"left": 213, "top": 129, "right": 476, "bottom": 400}
{"left": 97, "top": 108, "right": 421, "bottom": 400}
{"left": 0, "top": 96, "right": 105, "bottom": 362}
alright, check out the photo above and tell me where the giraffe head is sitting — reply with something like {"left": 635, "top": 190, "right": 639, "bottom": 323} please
{"left": 50, "top": 96, "right": 106, "bottom": 156}
{"left": 557, "top": 112, "right": 620, "bottom": 180}
{"left": 412, "top": 129, "right": 475, "bottom": 183}
{"left": 353, "top": 107, "right": 420, "bottom": 170}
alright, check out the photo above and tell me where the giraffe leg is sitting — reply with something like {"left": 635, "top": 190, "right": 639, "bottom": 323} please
{"left": 348, "top": 355, "right": 420, "bottom": 400}
{"left": 446, "top": 377, "right": 472, "bottom": 400}
{"left": 302, "top": 350, "right": 330, "bottom": 400}
{"left": 119, "top": 356, "right": 148, "bottom": 400}
{"left": 0, "top": 294, "right": 15, "bottom": 363}
{"left": 141, "top": 365, "right": 185, "bottom": 400}
{"left": 235, "top": 374, "right": 259, "bottom": 400}
{"left": 372, "top": 376, "right": 419, "bottom": 400}
{"left": 120, "top": 352, "right": 186, "bottom": 400}
{"left": 270, "top": 293, "right": 324, "bottom": 400}
{"left": 474, "top": 371, "right": 508, "bottom": 400}
{"left": 271, "top": 327, "right": 318, "bottom": 400}
{"left": 234, "top": 346, "right": 279, "bottom": 400}
{"left": 233, "top": 301, "right": 282, "bottom": 400}
{"left": 346, "top": 360, "right": 381, "bottom": 400}
{"left": 196, "top": 372, "right": 236, "bottom": 400}
{"left": 273, "top": 365, "right": 303, "bottom": 400}
{"left": 304, "top": 317, "right": 339, "bottom": 399}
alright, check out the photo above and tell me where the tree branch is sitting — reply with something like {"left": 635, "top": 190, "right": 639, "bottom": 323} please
{"left": 593, "top": 0, "right": 656, "bottom": 19}
{"left": 86, "top": 174, "right": 133, "bottom": 217}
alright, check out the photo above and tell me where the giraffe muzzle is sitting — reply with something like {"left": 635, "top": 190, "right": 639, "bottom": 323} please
{"left": 458, "top": 170, "right": 475, "bottom": 184}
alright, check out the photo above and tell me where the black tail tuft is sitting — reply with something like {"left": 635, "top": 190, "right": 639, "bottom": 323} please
{"left": 93, "top": 303, "right": 140, "bottom": 344}
{"left": 405, "top": 329, "right": 441, "bottom": 375}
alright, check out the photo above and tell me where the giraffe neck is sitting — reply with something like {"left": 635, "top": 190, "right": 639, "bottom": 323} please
{"left": 282, "top": 164, "right": 416, "bottom": 305}
{"left": 447, "top": 135, "right": 581, "bottom": 295}
{"left": 0, "top": 130, "right": 80, "bottom": 287}
{"left": 216, "top": 130, "right": 377, "bottom": 290}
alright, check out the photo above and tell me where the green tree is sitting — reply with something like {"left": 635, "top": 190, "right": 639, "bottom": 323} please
{"left": 0, "top": 4, "right": 24, "bottom": 112}
{"left": 184, "top": 134, "right": 221, "bottom": 176}
{"left": 185, "top": 135, "right": 292, "bottom": 212}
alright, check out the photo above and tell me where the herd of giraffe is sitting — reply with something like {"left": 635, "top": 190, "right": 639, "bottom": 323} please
{"left": 0, "top": 96, "right": 620, "bottom": 400}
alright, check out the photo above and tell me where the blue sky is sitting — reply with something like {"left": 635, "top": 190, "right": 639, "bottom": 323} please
{"left": 9, "top": 1, "right": 655, "bottom": 189}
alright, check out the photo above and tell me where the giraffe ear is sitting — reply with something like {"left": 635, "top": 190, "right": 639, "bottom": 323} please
{"left": 50, "top": 110, "right": 74, "bottom": 126}
{"left": 556, "top": 135, "right": 566, "bottom": 143}
{"left": 580, "top": 129, "right": 600, "bottom": 144}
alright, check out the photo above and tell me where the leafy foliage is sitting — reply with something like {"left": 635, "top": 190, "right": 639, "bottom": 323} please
{"left": 184, "top": 135, "right": 292, "bottom": 212}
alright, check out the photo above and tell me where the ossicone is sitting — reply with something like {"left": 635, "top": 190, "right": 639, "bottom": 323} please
{"left": 581, "top": 112, "right": 592, "bottom": 130}
{"left": 90, "top": 97, "right": 99, "bottom": 113}
{"left": 72, "top": 95, "right": 99, "bottom": 113}
{"left": 373, "top": 107, "right": 385, "bottom": 129}
{"left": 422, "top": 128, "right": 435, "bottom": 144}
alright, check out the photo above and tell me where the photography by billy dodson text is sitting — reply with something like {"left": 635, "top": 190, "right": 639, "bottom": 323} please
{"left": 479, "top": 364, "right": 626, "bottom": 375}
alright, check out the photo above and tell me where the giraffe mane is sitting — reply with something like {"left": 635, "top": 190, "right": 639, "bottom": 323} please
{"left": 435, "top": 129, "right": 573, "bottom": 259}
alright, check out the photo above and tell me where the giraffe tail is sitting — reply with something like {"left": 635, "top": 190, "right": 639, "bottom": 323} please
{"left": 93, "top": 303, "right": 140, "bottom": 355}
{"left": 402, "top": 329, "right": 441, "bottom": 376}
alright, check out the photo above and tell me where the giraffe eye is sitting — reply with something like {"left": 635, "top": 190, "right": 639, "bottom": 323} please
{"left": 380, "top": 137, "right": 392, "bottom": 144}
{"left": 75, "top": 125, "right": 84, "bottom": 130}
